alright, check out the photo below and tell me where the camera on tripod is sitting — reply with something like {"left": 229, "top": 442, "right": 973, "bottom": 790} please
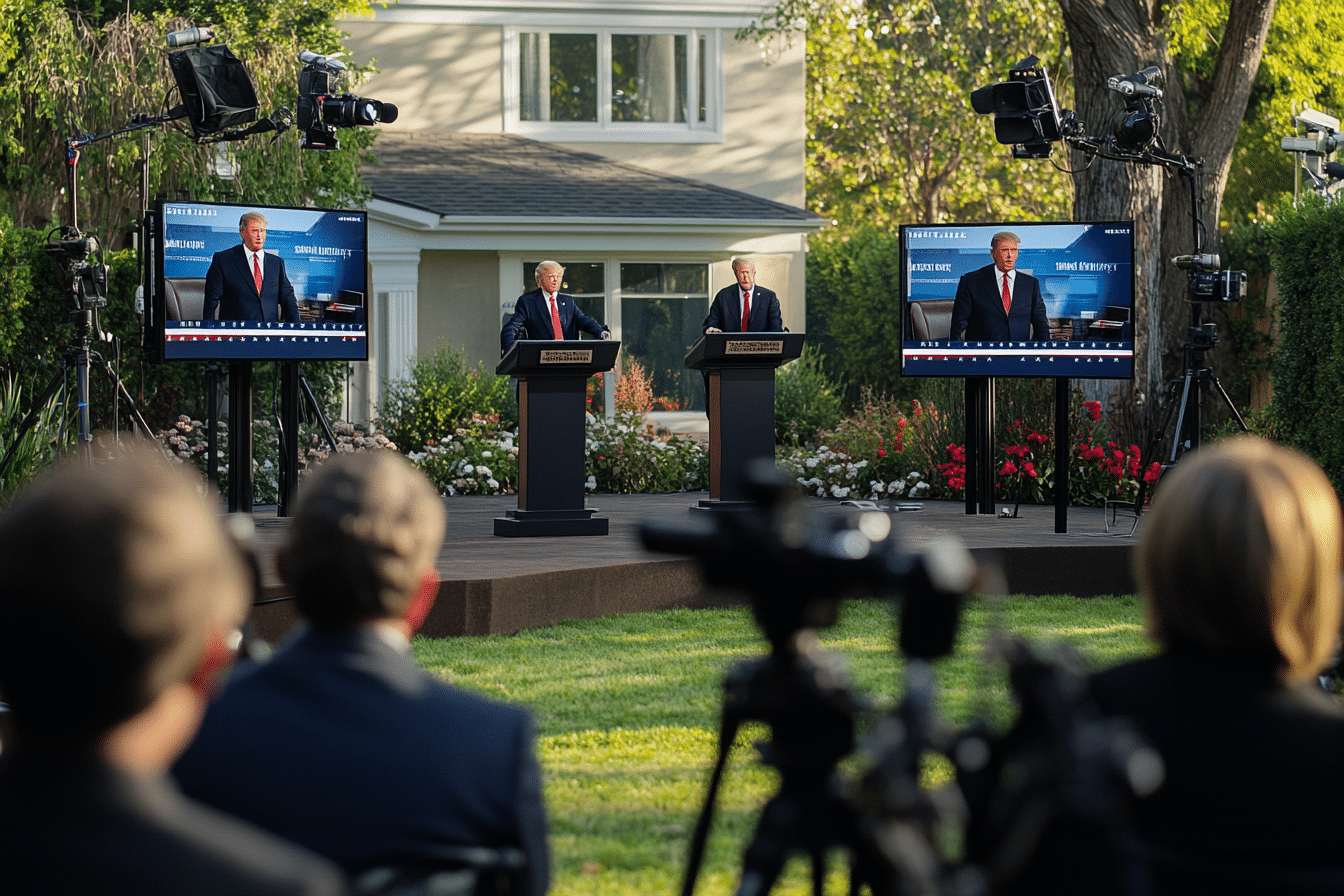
{"left": 1187, "top": 322, "right": 1218, "bottom": 351}
{"left": 1171, "top": 253, "right": 1246, "bottom": 303}
{"left": 44, "top": 227, "right": 108, "bottom": 316}
{"left": 1280, "top": 106, "right": 1343, "bottom": 203}
{"left": 296, "top": 51, "right": 398, "bottom": 151}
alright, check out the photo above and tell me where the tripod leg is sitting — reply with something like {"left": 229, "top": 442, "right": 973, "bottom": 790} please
{"left": 1204, "top": 371, "right": 1250, "bottom": 433}
{"left": 1166, "top": 369, "right": 1197, "bottom": 465}
{"left": 299, "top": 370, "right": 339, "bottom": 453}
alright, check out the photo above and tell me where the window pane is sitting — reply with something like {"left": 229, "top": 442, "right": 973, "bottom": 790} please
{"left": 521, "top": 34, "right": 597, "bottom": 123}
{"left": 697, "top": 35, "right": 707, "bottom": 123}
{"left": 611, "top": 34, "right": 687, "bottom": 123}
{"left": 621, "top": 263, "right": 707, "bottom": 295}
{"left": 620, "top": 263, "right": 709, "bottom": 410}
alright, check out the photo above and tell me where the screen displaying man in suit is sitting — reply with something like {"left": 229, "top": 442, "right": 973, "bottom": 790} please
{"left": 0, "top": 448, "right": 344, "bottom": 896}
{"left": 703, "top": 259, "right": 784, "bottom": 334}
{"left": 174, "top": 452, "right": 550, "bottom": 896}
{"left": 501, "top": 260, "right": 609, "bottom": 354}
{"left": 203, "top": 211, "right": 300, "bottom": 323}
{"left": 949, "top": 231, "right": 1050, "bottom": 342}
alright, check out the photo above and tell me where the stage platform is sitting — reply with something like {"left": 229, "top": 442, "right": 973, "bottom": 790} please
{"left": 247, "top": 493, "right": 1146, "bottom": 641}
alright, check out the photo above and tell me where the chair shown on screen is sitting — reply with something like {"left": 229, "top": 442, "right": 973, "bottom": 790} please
{"left": 909, "top": 299, "right": 955, "bottom": 341}
{"left": 164, "top": 277, "right": 216, "bottom": 321}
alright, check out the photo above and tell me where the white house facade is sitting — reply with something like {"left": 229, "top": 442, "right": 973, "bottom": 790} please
{"left": 339, "top": 0, "right": 822, "bottom": 419}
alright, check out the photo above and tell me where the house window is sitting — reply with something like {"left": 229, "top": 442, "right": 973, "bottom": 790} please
{"left": 620, "top": 263, "right": 710, "bottom": 411}
{"left": 507, "top": 28, "right": 722, "bottom": 143}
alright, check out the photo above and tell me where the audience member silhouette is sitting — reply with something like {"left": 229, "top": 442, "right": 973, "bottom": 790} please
{"left": 0, "top": 449, "right": 346, "bottom": 896}
{"left": 1091, "top": 436, "right": 1344, "bottom": 894}
{"left": 174, "top": 451, "right": 550, "bottom": 895}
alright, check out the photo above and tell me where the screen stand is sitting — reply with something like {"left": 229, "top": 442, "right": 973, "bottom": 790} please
{"left": 964, "top": 377, "right": 995, "bottom": 516}
{"left": 1054, "top": 377, "right": 1069, "bottom": 533}
{"left": 277, "top": 361, "right": 340, "bottom": 518}
{"left": 227, "top": 362, "right": 253, "bottom": 513}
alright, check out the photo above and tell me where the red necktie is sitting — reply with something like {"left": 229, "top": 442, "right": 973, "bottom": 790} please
{"left": 253, "top": 254, "right": 263, "bottom": 294}
{"left": 548, "top": 294, "right": 564, "bottom": 340}
{"left": 741, "top": 292, "right": 751, "bottom": 332}
{"left": 1001, "top": 274, "right": 1011, "bottom": 316}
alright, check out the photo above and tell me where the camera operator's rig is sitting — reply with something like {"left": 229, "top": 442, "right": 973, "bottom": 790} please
{"left": 4, "top": 24, "right": 395, "bottom": 509}
{"left": 1281, "top": 105, "right": 1343, "bottom": 205}
{"left": 642, "top": 461, "right": 1162, "bottom": 896}
{"left": 970, "top": 57, "right": 1249, "bottom": 489}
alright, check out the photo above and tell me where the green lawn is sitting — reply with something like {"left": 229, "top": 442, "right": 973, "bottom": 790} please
{"left": 412, "top": 594, "right": 1153, "bottom": 895}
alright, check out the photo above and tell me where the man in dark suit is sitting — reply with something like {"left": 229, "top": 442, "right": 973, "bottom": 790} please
{"left": 949, "top": 231, "right": 1050, "bottom": 341}
{"left": 703, "top": 258, "right": 784, "bottom": 333}
{"left": 203, "top": 210, "right": 300, "bottom": 322}
{"left": 501, "top": 259, "right": 609, "bottom": 354}
{"left": 174, "top": 452, "right": 550, "bottom": 896}
{"left": 0, "top": 449, "right": 345, "bottom": 896}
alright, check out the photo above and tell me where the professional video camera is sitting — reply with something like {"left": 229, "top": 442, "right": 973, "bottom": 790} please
{"left": 642, "top": 462, "right": 1161, "bottom": 896}
{"left": 296, "top": 51, "right": 399, "bottom": 151}
{"left": 44, "top": 226, "right": 109, "bottom": 317}
{"left": 1281, "top": 106, "right": 1343, "bottom": 204}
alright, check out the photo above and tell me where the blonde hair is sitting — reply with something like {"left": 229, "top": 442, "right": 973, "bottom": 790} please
{"left": 1136, "top": 436, "right": 1343, "bottom": 684}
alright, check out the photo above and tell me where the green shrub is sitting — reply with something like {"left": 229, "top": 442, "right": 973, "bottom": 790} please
{"left": 774, "top": 344, "right": 843, "bottom": 447}
{"left": 1266, "top": 195, "right": 1344, "bottom": 492}
{"left": 586, "top": 412, "right": 708, "bottom": 493}
{"left": 377, "top": 346, "right": 517, "bottom": 454}
{"left": 0, "top": 376, "right": 68, "bottom": 501}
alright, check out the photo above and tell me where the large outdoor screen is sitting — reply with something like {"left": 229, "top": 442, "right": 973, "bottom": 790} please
{"left": 153, "top": 199, "right": 369, "bottom": 362}
{"left": 900, "top": 221, "right": 1135, "bottom": 379}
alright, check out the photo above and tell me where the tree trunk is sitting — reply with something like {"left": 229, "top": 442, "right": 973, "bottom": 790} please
{"left": 1055, "top": 0, "right": 1275, "bottom": 443}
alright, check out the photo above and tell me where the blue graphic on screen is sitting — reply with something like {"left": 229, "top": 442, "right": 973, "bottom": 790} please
{"left": 901, "top": 221, "right": 1134, "bottom": 380}
{"left": 158, "top": 201, "right": 369, "bottom": 362}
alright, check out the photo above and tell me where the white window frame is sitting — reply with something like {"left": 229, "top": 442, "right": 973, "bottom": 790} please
{"left": 503, "top": 26, "right": 724, "bottom": 143}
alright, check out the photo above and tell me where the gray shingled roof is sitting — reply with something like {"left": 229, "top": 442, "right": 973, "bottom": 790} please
{"left": 362, "top": 131, "right": 824, "bottom": 224}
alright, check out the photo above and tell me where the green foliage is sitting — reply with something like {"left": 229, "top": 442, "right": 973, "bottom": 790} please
{"left": 773, "top": 343, "right": 843, "bottom": 447}
{"left": 410, "top": 414, "right": 519, "bottom": 496}
{"left": 0, "top": 3, "right": 375, "bottom": 246}
{"left": 741, "top": 0, "right": 1072, "bottom": 228}
{"left": 0, "top": 376, "right": 69, "bottom": 500}
{"left": 1265, "top": 196, "right": 1344, "bottom": 492}
{"left": 1170, "top": 0, "right": 1344, "bottom": 228}
{"left": 377, "top": 346, "right": 518, "bottom": 455}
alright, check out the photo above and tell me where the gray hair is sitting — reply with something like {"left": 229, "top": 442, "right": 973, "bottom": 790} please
{"left": 534, "top": 260, "right": 565, "bottom": 285}
{"left": 990, "top": 232, "right": 1020, "bottom": 250}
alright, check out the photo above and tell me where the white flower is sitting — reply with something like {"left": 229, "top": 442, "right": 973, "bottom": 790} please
{"left": 830, "top": 484, "right": 850, "bottom": 498}
{"left": 585, "top": 475, "right": 597, "bottom": 490}
{"left": 487, "top": 478, "right": 499, "bottom": 490}
{"left": 482, "top": 451, "right": 493, "bottom": 458}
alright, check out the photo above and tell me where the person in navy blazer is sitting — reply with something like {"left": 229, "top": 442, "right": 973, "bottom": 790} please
{"left": 703, "top": 259, "right": 784, "bottom": 333}
{"left": 203, "top": 211, "right": 301, "bottom": 322}
{"left": 501, "top": 260, "right": 609, "bottom": 354}
{"left": 173, "top": 452, "right": 550, "bottom": 896}
{"left": 949, "top": 232, "right": 1050, "bottom": 341}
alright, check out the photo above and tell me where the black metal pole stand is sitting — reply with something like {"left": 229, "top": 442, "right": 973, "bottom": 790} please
{"left": 964, "top": 376, "right": 995, "bottom": 515}
{"left": 1054, "top": 377, "right": 1070, "bottom": 533}
{"left": 227, "top": 362, "right": 253, "bottom": 513}
{"left": 277, "top": 361, "right": 340, "bottom": 517}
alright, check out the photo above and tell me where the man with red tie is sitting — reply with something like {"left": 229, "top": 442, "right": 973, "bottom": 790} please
{"left": 949, "top": 231, "right": 1050, "bottom": 342}
{"left": 203, "top": 211, "right": 300, "bottom": 323}
{"left": 703, "top": 258, "right": 784, "bottom": 334}
{"left": 501, "top": 260, "right": 610, "bottom": 354}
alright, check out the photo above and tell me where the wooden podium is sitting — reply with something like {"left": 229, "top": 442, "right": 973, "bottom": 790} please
{"left": 686, "top": 332, "right": 804, "bottom": 509}
{"left": 494, "top": 339, "right": 619, "bottom": 536}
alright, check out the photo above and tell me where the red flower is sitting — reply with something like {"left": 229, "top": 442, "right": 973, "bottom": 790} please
{"left": 1023, "top": 461, "right": 1037, "bottom": 478}
{"left": 1000, "top": 460, "right": 1018, "bottom": 476}
{"left": 878, "top": 449, "right": 886, "bottom": 457}
{"left": 1083, "top": 401, "right": 1102, "bottom": 423}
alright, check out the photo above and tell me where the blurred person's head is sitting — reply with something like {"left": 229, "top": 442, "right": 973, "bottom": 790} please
{"left": 1136, "top": 436, "right": 1343, "bottom": 684}
{"left": 279, "top": 451, "right": 445, "bottom": 633}
{"left": 0, "top": 448, "right": 250, "bottom": 765}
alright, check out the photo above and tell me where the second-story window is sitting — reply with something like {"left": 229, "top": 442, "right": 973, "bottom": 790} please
{"left": 508, "top": 28, "right": 721, "bottom": 142}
